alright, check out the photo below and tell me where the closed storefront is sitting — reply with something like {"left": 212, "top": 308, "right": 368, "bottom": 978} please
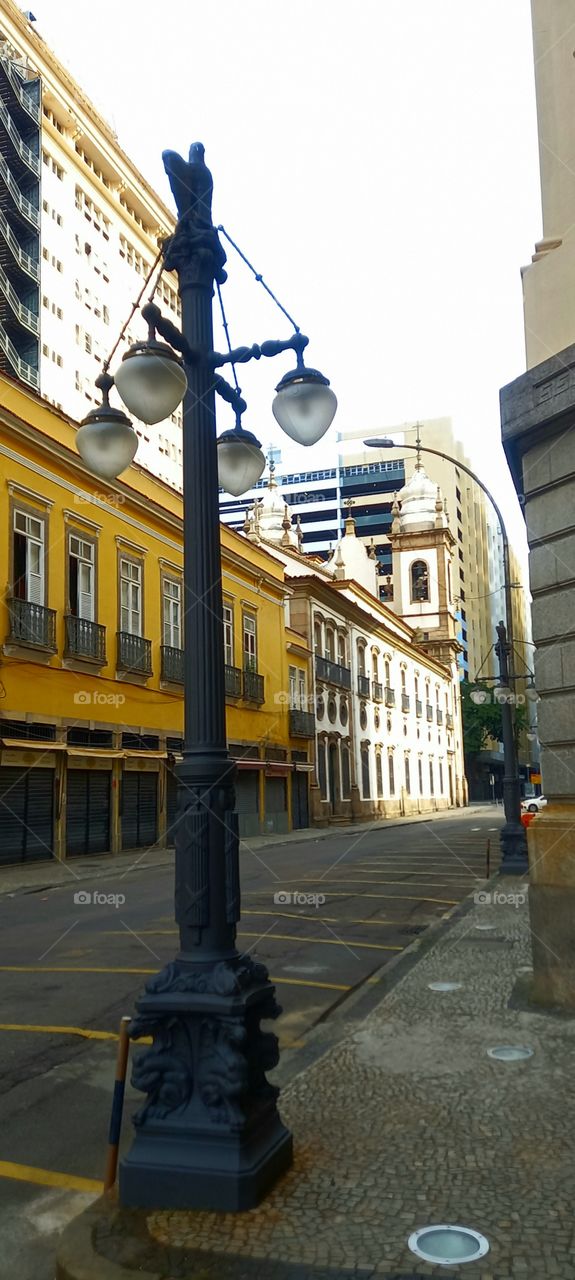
{"left": 66, "top": 769, "right": 110, "bottom": 857}
{"left": 264, "top": 773, "right": 288, "bottom": 835}
{"left": 0, "top": 766, "right": 54, "bottom": 864}
{"left": 122, "top": 769, "right": 158, "bottom": 849}
{"left": 235, "top": 769, "right": 260, "bottom": 838}
{"left": 291, "top": 766, "right": 310, "bottom": 830}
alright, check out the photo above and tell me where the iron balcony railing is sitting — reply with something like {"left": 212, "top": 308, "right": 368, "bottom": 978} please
{"left": 0, "top": 100, "right": 40, "bottom": 175}
{"left": 0, "top": 321, "right": 38, "bottom": 387}
{"left": 401, "top": 692, "right": 410, "bottom": 713}
{"left": 0, "top": 262, "right": 38, "bottom": 333}
{"left": 373, "top": 681, "right": 383, "bottom": 702}
{"left": 0, "top": 57, "right": 41, "bottom": 125}
{"left": 7, "top": 598, "right": 55, "bottom": 648}
{"left": 426, "top": 704, "right": 434, "bottom": 722}
{"left": 437, "top": 708, "right": 443, "bottom": 725}
{"left": 117, "top": 631, "right": 152, "bottom": 675}
{"left": 161, "top": 644, "right": 184, "bottom": 683}
{"left": 384, "top": 686, "right": 395, "bottom": 707}
{"left": 289, "top": 708, "right": 315, "bottom": 737}
{"left": 243, "top": 668, "right": 265, "bottom": 704}
{"left": 315, "top": 654, "right": 352, "bottom": 689}
{"left": 65, "top": 615, "right": 106, "bottom": 663}
{"left": 0, "top": 154, "right": 39, "bottom": 229}
{"left": 225, "top": 664, "right": 242, "bottom": 698}
{"left": 358, "top": 674, "right": 370, "bottom": 698}
{"left": 446, "top": 712, "right": 454, "bottom": 730}
{"left": 0, "top": 208, "right": 39, "bottom": 280}
{"left": 415, "top": 698, "right": 422, "bottom": 717}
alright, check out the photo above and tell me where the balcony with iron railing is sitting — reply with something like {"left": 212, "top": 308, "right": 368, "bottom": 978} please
{"left": 0, "top": 208, "right": 39, "bottom": 281}
{"left": 225, "top": 664, "right": 242, "bottom": 698}
{"left": 373, "top": 681, "right": 383, "bottom": 702}
{"left": 358, "top": 673, "right": 370, "bottom": 698}
{"left": 7, "top": 598, "right": 56, "bottom": 649}
{"left": 65, "top": 615, "right": 106, "bottom": 664}
{"left": 415, "top": 698, "right": 423, "bottom": 718}
{"left": 315, "top": 654, "right": 352, "bottom": 689}
{"left": 446, "top": 712, "right": 454, "bottom": 730}
{"left": 401, "top": 692, "right": 410, "bottom": 713}
{"left": 0, "top": 100, "right": 40, "bottom": 176}
{"left": 384, "top": 686, "right": 396, "bottom": 707}
{"left": 0, "top": 58, "right": 41, "bottom": 126}
{"left": 437, "top": 708, "right": 443, "bottom": 725}
{"left": 161, "top": 644, "right": 184, "bottom": 683}
{"left": 243, "top": 668, "right": 265, "bottom": 703}
{"left": 426, "top": 704, "right": 434, "bottom": 722}
{"left": 0, "top": 319, "right": 38, "bottom": 387}
{"left": 0, "top": 154, "right": 39, "bottom": 229}
{"left": 0, "top": 262, "right": 38, "bottom": 334}
{"left": 117, "top": 631, "right": 152, "bottom": 676}
{"left": 289, "top": 708, "right": 315, "bottom": 737}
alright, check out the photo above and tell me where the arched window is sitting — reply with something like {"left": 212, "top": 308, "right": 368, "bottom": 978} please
{"left": 361, "top": 746, "right": 371, "bottom": 799}
{"left": 388, "top": 753, "right": 395, "bottom": 796}
{"left": 376, "top": 752, "right": 384, "bottom": 798}
{"left": 404, "top": 754, "right": 411, "bottom": 795}
{"left": 314, "top": 619, "right": 322, "bottom": 653}
{"left": 411, "top": 560, "right": 429, "bottom": 602}
{"left": 341, "top": 743, "right": 351, "bottom": 798}
{"left": 418, "top": 758, "right": 423, "bottom": 793}
{"left": 338, "top": 633, "right": 347, "bottom": 666}
{"left": 384, "top": 659, "right": 391, "bottom": 686}
{"left": 357, "top": 641, "right": 366, "bottom": 675}
{"left": 429, "top": 760, "right": 434, "bottom": 796}
{"left": 372, "top": 651, "right": 379, "bottom": 682}
{"left": 326, "top": 627, "right": 335, "bottom": 660}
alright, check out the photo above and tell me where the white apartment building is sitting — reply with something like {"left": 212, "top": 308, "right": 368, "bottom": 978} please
{"left": 0, "top": 0, "right": 183, "bottom": 489}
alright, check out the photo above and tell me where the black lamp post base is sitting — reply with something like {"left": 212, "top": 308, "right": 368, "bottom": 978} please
{"left": 119, "top": 956, "right": 293, "bottom": 1212}
{"left": 120, "top": 1112, "right": 293, "bottom": 1211}
{"left": 499, "top": 821, "right": 529, "bottom": 876}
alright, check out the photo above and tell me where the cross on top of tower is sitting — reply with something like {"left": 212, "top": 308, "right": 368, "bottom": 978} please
{"left": 344, "top": 497, "right": 354, "bottom": 510}
{"left": 414, "top": 422, "right": 423, "bottom": 472}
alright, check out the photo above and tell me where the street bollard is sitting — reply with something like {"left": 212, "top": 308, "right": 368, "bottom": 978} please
{"left": 103, "top": 1016, "right": 131, "bottom": 1193}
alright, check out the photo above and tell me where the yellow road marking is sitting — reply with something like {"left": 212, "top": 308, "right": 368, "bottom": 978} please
{"left": 104, "top": 930, "right": 402, "bottom": 953}
{"left": 0, "top": 1160, "right": 102, "bottom": 1193}
{"left": 0, "top": 1022, "right": 152, "bottom": 1043}
{"left": 279, "top": 877, "right": 462, "bottom": 894}
{"left": 243, "top": 889, "right": 458, "bottom": 905}
{"left": 0, "top": 966, "right": 349, "bottom": 992}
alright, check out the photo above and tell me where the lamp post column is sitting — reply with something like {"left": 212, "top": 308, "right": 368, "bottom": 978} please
{"left": 496, "top": 621, "right": 528, "bottom": 874}
{"left": 119, "top": 144, "right": 293, "bottom": 1211}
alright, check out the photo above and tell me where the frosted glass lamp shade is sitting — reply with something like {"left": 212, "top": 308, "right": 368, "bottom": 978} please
{"left": 114, "top": 342, "right": 187, "bottom": 425}
{"left": 272, "top": 366, "right": 337, "bottom": 446}
{"left": 217, "top": 427, "right": 265, "bottom": 496}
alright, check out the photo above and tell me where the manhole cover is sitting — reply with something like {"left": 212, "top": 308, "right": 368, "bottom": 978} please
{"left": 428, "top": 981, "right": 463, "bottom": 992}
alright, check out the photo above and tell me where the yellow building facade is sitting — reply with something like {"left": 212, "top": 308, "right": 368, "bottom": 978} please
{"left": 0, "top": 373, "right": 313, "bottom": 864}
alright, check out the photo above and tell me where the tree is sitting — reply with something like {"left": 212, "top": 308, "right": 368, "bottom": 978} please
{"left": 460, "top": 680, "right": 527, "bottom": 755}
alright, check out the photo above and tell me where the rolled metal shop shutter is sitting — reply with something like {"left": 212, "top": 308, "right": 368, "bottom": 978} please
{"left": 122, "top": 771, "right": 158, "bottom": 849}
{"left": 66, "top": 770, "right": 110, "bottom": 857}
{"left": 234, "top": 770, "right": 259, "bottom": 838}
{"left": 0, "top": 767, "right": 54, "bottom": 864}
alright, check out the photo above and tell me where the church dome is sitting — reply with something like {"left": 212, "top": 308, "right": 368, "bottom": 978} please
{"left": 396, "top": 464, "right": 437, "bottom": 531}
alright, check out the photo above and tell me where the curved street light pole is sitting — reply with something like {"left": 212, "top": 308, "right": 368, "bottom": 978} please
{"left": 364, "top": 437, "right": 528, "bottom": 874}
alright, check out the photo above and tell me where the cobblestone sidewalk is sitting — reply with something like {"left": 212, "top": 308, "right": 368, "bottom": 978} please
{"left": 60, "top": 876, "right": 575, "bottom": 1279}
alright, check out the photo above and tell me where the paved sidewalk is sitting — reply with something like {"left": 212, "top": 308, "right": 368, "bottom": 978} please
{"left": 0, "top": 804, "right": 491, "bottom": 898}
{"left": 57, "top": 873, "right": 575, "bottom": 1279}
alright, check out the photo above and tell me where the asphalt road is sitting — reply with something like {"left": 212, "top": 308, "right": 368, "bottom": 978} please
{"left": 0, "top": 808, "right": 502, "bottom": 1278}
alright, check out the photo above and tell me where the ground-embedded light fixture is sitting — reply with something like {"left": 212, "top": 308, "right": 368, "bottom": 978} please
{"left": 487, "top": 1045, "right": 534, "bottom": 1061}
{"left": 427, "top": 981, "right": 463, "bottom": 992}
{"left": 474, "top": 922, "right": 495, "bottom": 931}
{"left": 408, "top": 1224, "right": 490, "bottom": 1266}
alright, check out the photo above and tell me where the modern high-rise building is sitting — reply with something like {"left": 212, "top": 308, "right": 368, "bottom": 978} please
{"left": 0, "top": 0, "right": 183, "bottom": 488}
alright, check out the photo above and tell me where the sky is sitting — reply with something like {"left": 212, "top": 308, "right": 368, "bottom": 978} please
{"left": 36, "top": 0, "right": 541, "bottom": 554}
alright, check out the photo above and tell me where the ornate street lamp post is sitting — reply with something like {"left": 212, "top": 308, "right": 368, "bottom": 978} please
{"left": 364, "top": 435, "right": 528, "bottom": 875}
{"left": 76, "top": 143, "right": 337, "bottom": 1210}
